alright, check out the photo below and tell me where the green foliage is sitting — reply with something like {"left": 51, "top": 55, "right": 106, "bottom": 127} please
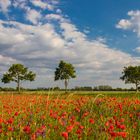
{"left": 120, "top": 66, "right": 140, "bottom": 92}
{"left": 75, "top": 86, "right": 93, "bottom": 91}
{"left": 54, "top": 60, "right": 76, "bottom": 92}
{"left": 55, "top": 60, "right": 76, "bottom": 81}
{"left": 1, "top": 64, "right": 36, "bottom": 92}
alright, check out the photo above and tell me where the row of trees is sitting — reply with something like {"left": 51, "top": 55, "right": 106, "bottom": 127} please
{"left": 74, "top": 86, "right": 137, "bottom": 91}
{"left": 0, "top": 86, "right": 137, "bottom": 92}
{"left": 1, "top": 60, "right": 76, "bottom": 93}
{"left": 0, "top": 61, "right": 140, "bottom": 93}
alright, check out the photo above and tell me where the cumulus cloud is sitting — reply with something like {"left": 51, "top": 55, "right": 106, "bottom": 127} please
{"left": 116, "top": 19, "right": 132, "bottom": 29}
{"left": 0, "top": 2, "right": 139, "bottom": 88}
{"left": 0, "top": 0, "right": 11, "bottom": 13}
{"left": 12, "top": 0, "right": 57, "bottom": 11}
{"left": 135, "top": 47, "right": 140, "bottom": 53}
{"left": 46, "top": 14, "right": 65, "bottom": 22}
{"left": 12, "top": 0, "right": 30, "bottom": 11}
{"left": 56, "top": 9, "right": 62, "bottom": 14}
{"left": 31, "top": 0, "right": 57, "bottom": 10}
{"left": 0, "top": 55, "right": 17, "bottom": 66}
{"left": 26, "top": 9, "right": 42, "bottom": 25}
{"left": 116, "top": 10, "right": 140, "bottom": 37}
{"left": 0, "top": 19, "right": 139, "bottom": 83}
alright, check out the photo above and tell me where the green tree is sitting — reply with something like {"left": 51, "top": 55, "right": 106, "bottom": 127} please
{"left": 1, "top": 64, "right": 36, "bottom": 93}
{"left": 54, "top": 60, "right": 76, "bottom": 93}
{"left": 120, "top": 66, "right": 140, "bottom": 92}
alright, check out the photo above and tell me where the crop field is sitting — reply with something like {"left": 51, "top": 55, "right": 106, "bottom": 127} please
{"left": 0, "top": 92, "right": 139, "bottom": 140}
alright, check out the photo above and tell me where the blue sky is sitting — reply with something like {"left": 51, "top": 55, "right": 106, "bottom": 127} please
{"left": 61, "top": 0, "right": 140, "bottom": 55}
{"left": 0, "top": 0, "right": 139, "bottom": 89}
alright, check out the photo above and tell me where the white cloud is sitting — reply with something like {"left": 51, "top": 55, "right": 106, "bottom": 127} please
{"left": 46, "top": 14, "right": 65, "bottom": 22}
{"left": 56, "top": 9, "right": 62, "bottom": 14}
{"left": 12, "top": 0, "right": 30, "bottom": 11}
{"left": 60, "top": 22, "right": 86, "bottom": 41}
{"left": 0, "top": 55, "right": 17, "bottom": 66}
{"left": 26, "top": 9, "right": 42, "bottom": 25}
{"left": 116, "top": 19, "right": 132, "bottom": 29}
{"left": 31, "top": 0, "right": 55, "bottom": 10}
{"left": 116, "top": 10, "right": 140, "bottom": 37}
{"left": 128, "top": 10, "right": 140, "bottom": 16}
{"left": 0, "top": 0, "right": 11, "bottom": 13}
{"left": 0, "top": 19, "right": 139, "bottom": 82}
{"left": 135, "top": 47, "right": 140, "bottom": 53}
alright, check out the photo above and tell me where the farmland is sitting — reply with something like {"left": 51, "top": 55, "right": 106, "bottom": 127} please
{"left": 0, "top": 92, "right": 139, "bottom": 139}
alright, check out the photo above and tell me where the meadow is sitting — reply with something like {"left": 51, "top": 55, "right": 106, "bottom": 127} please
{"left": 0, "top": 91, "right": 139, "bottom": 140}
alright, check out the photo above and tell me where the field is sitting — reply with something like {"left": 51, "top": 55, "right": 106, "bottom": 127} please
{"left": 0, "top": 92, "right": 139, "bottom": 140}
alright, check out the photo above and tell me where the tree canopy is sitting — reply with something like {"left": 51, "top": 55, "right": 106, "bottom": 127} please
{"left": 54, "top": 60, "right": 76, "bottom": 92}
{"left": 120, "top": 66, "right": 140, "bottom": 92}
{"left": 1, "top": 64, "right": 36, "bottom": 93}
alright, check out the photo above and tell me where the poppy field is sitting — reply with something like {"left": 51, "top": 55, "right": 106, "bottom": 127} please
{"left": 0, "top": 93, "right": 139, "bottom": 140}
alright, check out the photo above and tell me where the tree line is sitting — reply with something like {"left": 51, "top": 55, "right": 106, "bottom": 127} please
{"left": 0, "top": 60, "right": 140, "bottom": 93}
{"left": 0, "top": 86, "right": 137, "bottom": 92}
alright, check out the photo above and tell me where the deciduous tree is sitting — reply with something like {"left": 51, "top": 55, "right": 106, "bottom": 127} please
{"left": 1, "top": 64, "right": 36, "bottom": 93}
{"left": 120, "top": 66, "right": 140, "bottom": 92}
{"left": 54, "top": 60, "right": 76, "bottom": 93}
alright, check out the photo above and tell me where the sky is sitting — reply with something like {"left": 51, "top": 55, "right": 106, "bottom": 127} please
{"left": 0, "top": 0, "right": 140, "bottom": 89}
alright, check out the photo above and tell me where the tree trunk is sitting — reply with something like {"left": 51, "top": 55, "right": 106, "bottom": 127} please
{"left": 64, "top": 79, "right": 68, "bottom": 93}
{"left": 17, "top": 77, "right": 20, "bottom": 93}
{"left": 136, "top": 84, "right": 139, "bottom": 93}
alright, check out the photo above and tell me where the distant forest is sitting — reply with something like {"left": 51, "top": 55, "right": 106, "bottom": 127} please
{"left": 0, "top": 85, "right": 138, "bottom": 92}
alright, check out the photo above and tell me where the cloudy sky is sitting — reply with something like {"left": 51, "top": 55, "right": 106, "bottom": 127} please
{"left": 0, "top": 0, "right": 140, "bottom": 89}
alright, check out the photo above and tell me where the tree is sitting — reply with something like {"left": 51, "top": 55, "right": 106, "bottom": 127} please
{"left": 54, "top": 60, "right": 76, "bottom": 93}
{"left": 1, "top": 64, "right": 36, "bottom": 93}
{"left": 120, "top": 66, "right": 140, "bottom": 92}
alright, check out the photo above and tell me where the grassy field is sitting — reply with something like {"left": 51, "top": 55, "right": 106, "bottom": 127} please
{"left": 0, "top": 90, "right": 139, "bottom": 95}
{"left": 0, "top": 92, "right": 139, "bottom": 139}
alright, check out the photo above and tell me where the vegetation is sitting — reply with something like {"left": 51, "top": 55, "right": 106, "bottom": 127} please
{"left": 0, "top": 63, "right": 139, "bottom": 93}
{"left": 54, "top": 60, "right": 76, "bottom": 93}
{"left": 0, "top": 63, "right": 139, "bottom": 139}
{"left": 1, "top": 64, "right": 36, "bottom": 93}
{"left": 120, "top": 66, "right": 140, "bottom": 92}
{"left": 0, "top": 94, "right": 139, "bottom": 139}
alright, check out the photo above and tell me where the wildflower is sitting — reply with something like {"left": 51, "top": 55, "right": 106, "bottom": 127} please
{"left": 118, "top": 132, "right": 127, "bottom": 138}
{"left": 66, "top": 125, "right": 74, "bottom": 133}
{"left": 7, "top": 118, "right": 14, "bottom": 124}
{"left": 105, "top": 121, "right": 109, "bottom": 127}
{"left": 129, "top": 114, "right": 133, "bottom": 118}
{"left": 14, "top": 112, "right": 19, "bottom": 116}
{"left": 119, "top": 124, "right": 126, "bottom": 130}
{"left": 120, "top": 118, "right": 125, "bottom": 123}
{"left": 23, "top": 126, "right": 30, "bottom": 134}
{"left": 75, "top": 107, "right": 80, "bottom": 113}
{"left": 89, "top": 118, "right": 94, "bottom": 124}
{"left": 8, "top": 126, "right": 13, "bottom": 131}
{"left": 110, "top": 131, "right": 118, "bottom": 137}
{"left": 82, "top": 112, "right": 89, "bottom": 118}
{"left": 41, "top": 115, "right": 45, "bottom": 120}
{"left": 109, "top": 125, "right": 114, "bottom": 131}
{"left": 31, "top": 133, "right": 36, "bottom": 140}
{"left": 76, "top": 129, "right": 82, "bottom": 135}
{"left": 0, "top": 118, "right": 3, "bottom": 124}
{"left": 79, "top": 125, "right": 84, "bottom": 130}
{"left": 62, "top": 132, "right": 68, "bottom": 140}
{"left": 118, "top": 104, "right": 123, "bottom": 112}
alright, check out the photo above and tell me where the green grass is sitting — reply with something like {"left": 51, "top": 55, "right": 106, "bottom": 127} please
{"left": 0, "top": 90, "right": 139, "bottom": 98}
